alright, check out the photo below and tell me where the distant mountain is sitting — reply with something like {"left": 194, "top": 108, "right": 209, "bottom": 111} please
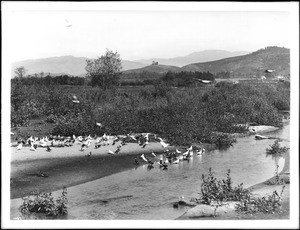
{"left": 11, "top": 56, "right": 147, "bottom": 77}
{"left": 124, "top": 64, "right": 181, "bottom": 74}
{"left": 134, "top": 50, "right": 249, "bottom": 67}
{"left": 181, "top": 47, "right": 290, "bottom": 77}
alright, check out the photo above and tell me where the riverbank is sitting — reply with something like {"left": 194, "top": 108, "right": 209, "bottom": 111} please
{"left": 176, "top": 150, "right": 290, "bottom": 220}
{"left": 10, "top": 123, "right": 284, "bottom": 200}
{"left": 10, "top": 140, "right": 175, "bottom": 199}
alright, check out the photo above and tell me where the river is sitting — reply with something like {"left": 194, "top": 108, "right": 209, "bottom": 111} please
{"left": 11, "top": 124, "right": 289, "bottom": 220}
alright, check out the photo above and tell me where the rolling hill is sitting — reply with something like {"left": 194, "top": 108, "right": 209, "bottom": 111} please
{"left": 134, "top": 50, "right": 249, "bottom": 67}
{"left": 123, "top": 64, "right": 181, "bottom": 74}
{"left": 11, "top": 56, "right": 147, "bottom": 77}
{"left": 181, "top": 47, "right": 290, "bottom": 77}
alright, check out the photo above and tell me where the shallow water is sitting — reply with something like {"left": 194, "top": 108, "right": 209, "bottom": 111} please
{"left": 12, "top": 124, "right": 289, "bottom": 220}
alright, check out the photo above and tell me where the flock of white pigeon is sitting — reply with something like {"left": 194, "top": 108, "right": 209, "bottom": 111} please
{"left": 14, "top": 130, "right": 205, "bottom": 169}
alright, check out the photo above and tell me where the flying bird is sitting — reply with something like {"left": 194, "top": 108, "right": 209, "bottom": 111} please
{"left": 151, "top": 152, "right": 156, "bottom": 157}
{"left": 65, "top": 19, "right": 72, "bottom": 27}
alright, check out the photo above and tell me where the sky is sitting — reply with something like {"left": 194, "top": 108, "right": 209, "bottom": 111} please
{"left": 2, "top": 2, "right": 294, "bottom": 63}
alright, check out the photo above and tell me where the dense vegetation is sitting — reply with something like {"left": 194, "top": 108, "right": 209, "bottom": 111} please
{"left": 11, "top": 75, "right": 85, "bottom": 86}
{"left": 11, "top": 76, "right": 289, "bottom": 147}
{"left": 161, "top": 71, "right": 214, "bottom": 87}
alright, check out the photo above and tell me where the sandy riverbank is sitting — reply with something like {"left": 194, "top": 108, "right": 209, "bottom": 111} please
{"left": 10, "top": 140, "right": 175, "bottom": 199}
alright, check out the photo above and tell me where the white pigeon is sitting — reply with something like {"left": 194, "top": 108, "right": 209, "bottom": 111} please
{"left": 160, "top": 140, "right": 169, "bottom": 148}
{"left": 144, "top": 133, "right": 150, "bottom": 141}
{"left": 30, "top": 144, "right": 36, "bottom": 151}
{"left": 197, "top": 148, "right": 203, "bottom": 155}
{"left": 182, "top": 150, "right": 189, "bottom": 156}
{"left": 173, "top": 158, "right": 179, "bottom": 164}
{"left": 130, "top": 134, "right": 137, "bottom": 141}
{"left": 140, "top": 154, "right": 148, "bottom": 162}
{"left": 17, "top": 142, "right": 23, "bottom": 150}
{"left": 176, "top": 149, "right": 182, "bottom": 154}
{"left": 151, "top": 152, "right": 156, "bottom": 157}
{"left": 96, "top": 122, "right": 102, "bottom": 127}
{"left": 72, "top": 95, "right": 80, "bottom": 103}
{"left": 108, "top": 150, "right": 115, "bottom": 155}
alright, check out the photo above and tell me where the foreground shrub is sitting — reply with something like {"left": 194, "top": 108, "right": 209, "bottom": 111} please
{"left": 266, "top": 140, "right": 289, "bottom": 155}
{"left": 235, "top": 186, "right": 285, "bottom": 214}
{"left": 19, "top": 187, "right": 68, "bottom": 217}
{"left": 199, "top": 169, "right": 285, "bottom": 214}
{"left": 199, "top": 168, "right": 251, "bottom": 205}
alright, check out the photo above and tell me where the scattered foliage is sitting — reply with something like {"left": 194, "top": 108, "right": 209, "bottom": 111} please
{"left": 266, "top": 140, "right": 289, "bottom": 155}
{"left": 19, "top": 187, "right": 68, "bottom": 217}
{"left": 199, "top": 168, "right": 286, "bottom": 215}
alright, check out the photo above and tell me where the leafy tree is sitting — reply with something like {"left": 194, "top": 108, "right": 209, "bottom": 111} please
{"left": 85, "top": 49, "right": 122, "bottom": 89}
{"left": 14, "top": 66, "right": 27, "bottom": 78}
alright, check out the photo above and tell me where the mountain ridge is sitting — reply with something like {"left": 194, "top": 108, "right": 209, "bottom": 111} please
{"left": 11, "top": 47, "right": 289, "bottom": 78}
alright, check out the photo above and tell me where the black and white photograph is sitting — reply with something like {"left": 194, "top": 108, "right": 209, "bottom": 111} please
{"left": 2, "top": 1, "right": 299, "bottom": 229}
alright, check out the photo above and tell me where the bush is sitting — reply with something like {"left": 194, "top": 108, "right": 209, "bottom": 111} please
{"left": 19, "top": 187, "right": 68, "bottom": 217}
{"left": 199, "top": 168, "right": 251, "bottom": 205}
{"left": 266, "top": 140, "right": 289, "bottom": 155}
{"left": 210, "top": 133, "right": 237, "bottom": 148}
{"left": 235, "top": 186, "right": 285, "bottom": 214}
{"left": 199, "top": 169, "right": 286, "bottom": 215}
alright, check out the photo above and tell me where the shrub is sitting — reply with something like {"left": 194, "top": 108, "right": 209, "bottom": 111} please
{"left": 198, "top": 168, "right": 286, "bottom": 215}
{"left": 199, "top": 168, "right": 251, "bottom": 205}
{"left": 210, "top": 133, "right": 237, "bottom": 148}
{"left": 235, "top": 186, "right": 285, "bottom": 214}
{"left": 19, "top": 187, "right": 68, "bottom": 217}
{"left": 266, "top": 140, "right": 289, "bottom": 155}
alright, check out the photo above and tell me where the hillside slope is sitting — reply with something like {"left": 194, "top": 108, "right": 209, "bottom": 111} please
{"left": 182, "top": 47, "right": 290, "bottom": 77}
{"left": 135, "top": 50, "right": 249, "bottom": 67}
{"left": 124, "top": 64, "right": 181, "bottom": 74}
